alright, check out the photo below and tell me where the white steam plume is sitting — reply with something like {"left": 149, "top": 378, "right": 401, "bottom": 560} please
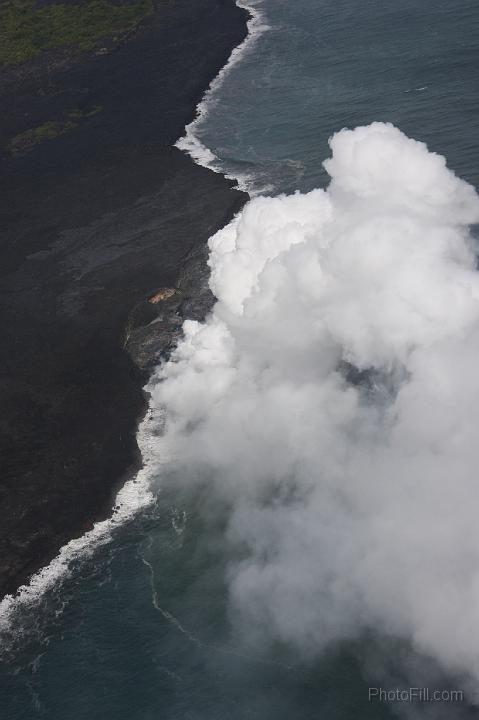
{"left": 149, "top": 123, "right": 479, "bottom": 687}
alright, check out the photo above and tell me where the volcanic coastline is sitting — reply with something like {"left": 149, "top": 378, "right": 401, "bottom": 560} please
{"left": 0, "top": 0, "right": 249, "bottom": 599}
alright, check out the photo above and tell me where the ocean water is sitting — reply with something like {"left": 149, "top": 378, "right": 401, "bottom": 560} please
{"left": 186, "top": 0, "right": 479, "bottom": 196}
{"left": 2, "top": 1, "right": 479, "bottom": 718}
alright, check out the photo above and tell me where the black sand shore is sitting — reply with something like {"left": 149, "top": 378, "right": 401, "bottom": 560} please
{"left": 0, "top": 0, "right": 248, "bottom": 598}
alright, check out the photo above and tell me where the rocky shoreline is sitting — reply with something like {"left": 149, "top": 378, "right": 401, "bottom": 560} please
{"left": 0, "top": 0, "right": 249, "bottom": 599}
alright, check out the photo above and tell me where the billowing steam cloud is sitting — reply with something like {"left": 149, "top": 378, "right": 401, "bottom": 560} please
{"left": 150, "top": 123, "right": 479, "bottom": 684}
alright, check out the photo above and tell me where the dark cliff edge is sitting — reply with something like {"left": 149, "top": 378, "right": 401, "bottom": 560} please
{"left": 0, "top": 0, "right": 249, "bottom": 599}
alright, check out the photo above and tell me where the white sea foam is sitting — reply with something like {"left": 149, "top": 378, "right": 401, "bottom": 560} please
{"left": 0, "top": 404, "right": 169, "bottom": 649}
{"left": 0, "top": 0, "right": 262, "bottom": 644}
{"left": 175, "top": 0, "right": 269, "bottom": 193}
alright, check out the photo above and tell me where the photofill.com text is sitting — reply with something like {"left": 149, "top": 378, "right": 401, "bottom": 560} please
{"left": 368, "top": 687, "right": 464, "bottom": 703}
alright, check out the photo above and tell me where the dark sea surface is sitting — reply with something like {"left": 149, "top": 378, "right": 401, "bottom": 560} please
{"left": 197, "top": 0, "right": 479, "bottom": 196}
{"left": 2, "top": 1, "right": 479, "bottom": 718}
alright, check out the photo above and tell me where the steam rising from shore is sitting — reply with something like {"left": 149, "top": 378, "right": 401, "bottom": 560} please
{"left": 151, "top": 123, "right": 479, "bottom": 683}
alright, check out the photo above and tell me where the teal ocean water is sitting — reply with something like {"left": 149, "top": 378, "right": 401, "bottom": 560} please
{"left": 2, "top": 1, "right": 479, "bottom": 718}
{"left": 189, "top": 0, "right": 479, "bottom": 196}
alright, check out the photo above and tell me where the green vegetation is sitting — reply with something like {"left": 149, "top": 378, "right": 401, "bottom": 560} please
{"left": 0, "top": 0, "right": 153, "bottom": 66}
{"left": 7, "top": 105, "right": 103, "bottom": 155}
{"left": 8, "top": 119, "right": 75, "bottom": 155}
{"left": 67, "top": 104, "right": 103, "bottom": 120}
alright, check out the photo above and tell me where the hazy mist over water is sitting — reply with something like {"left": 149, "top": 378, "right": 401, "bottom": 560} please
{"left": 2, "top": 1, "right": 479, "bottom": 719}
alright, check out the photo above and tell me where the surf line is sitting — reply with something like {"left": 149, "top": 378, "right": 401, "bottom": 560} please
{"left": 175, "top": 0, "right": 270, "bottom": 192}
{"left": 0, "top": 0, "right": 268, "bottom": 648}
